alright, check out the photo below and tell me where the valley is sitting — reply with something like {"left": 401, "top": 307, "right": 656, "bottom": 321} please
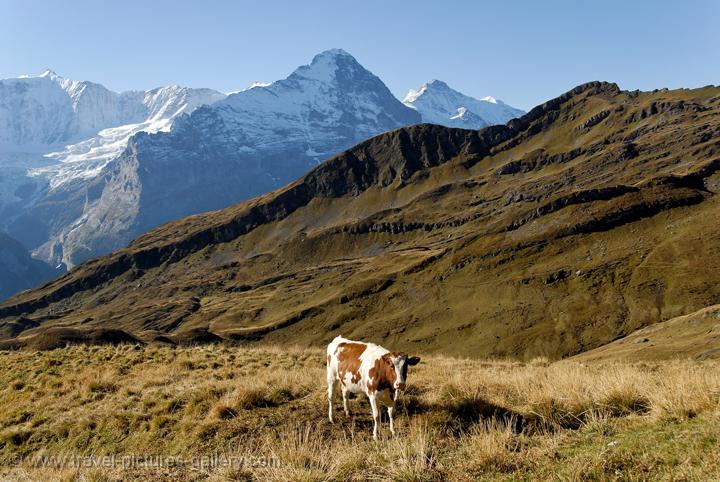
{"left": 1, "top": 81, "right": 719, "bottom": 360}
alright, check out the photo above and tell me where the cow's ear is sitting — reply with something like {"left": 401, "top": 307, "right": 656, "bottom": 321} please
{"left": 408, "top": 356, "right": 421, "bottom": 366}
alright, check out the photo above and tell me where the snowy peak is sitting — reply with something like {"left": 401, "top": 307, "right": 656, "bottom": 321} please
{"left": 403, "top": 80, "right": 455, "bottom": 104}
{"left": 217, "top": 48, "right": 419, "bottom": 150}
{"left": 39, "top": 69, "right": 60, "bottom": 79}
{"left": 310, "top": 47, "right": 356, "bottom": 64}
{"left": 289, "top": 48, "right": 367, "bottom": 83}
{"left": 403, "top": 79, "right": 524, "bottom": 129}
{"left": 0, "top": 70, "right": 225, "bottom": 151}
{"left": 317, "top": 47, "right": 353, "bottom": 58}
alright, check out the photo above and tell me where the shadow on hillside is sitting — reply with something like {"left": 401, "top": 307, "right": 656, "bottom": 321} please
{"left": 0, "top": 327, "right": 142, "bottom": 350}
{"left": 396, "top": 389, "right": 528, "bottom": 435}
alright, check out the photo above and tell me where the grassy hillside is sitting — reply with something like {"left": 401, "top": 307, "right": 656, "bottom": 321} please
{"left": 573, "top": 304, "right": 720, "bottom": 361}
{"left": 2, "top": 82, "right": 720, "bottom": 359}
{"left": 0, "top": 345, "right": 718, "bottom": 481}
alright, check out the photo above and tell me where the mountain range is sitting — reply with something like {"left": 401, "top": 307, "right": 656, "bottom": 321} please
{"left": 0, "top": 49, "right": 523, "bottom": 287}
{"left": 2, "top": 81, "right": 718, "bottom": 359}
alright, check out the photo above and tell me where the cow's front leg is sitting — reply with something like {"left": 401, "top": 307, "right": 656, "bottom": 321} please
{"left": 369, "top": 393, "right": 380, "bottom": 440}
{"left": 388, "top": 403, "right": 396, "bottom": 437}
{"left": 390, "top": 389, "right": 400, "bottom": 436}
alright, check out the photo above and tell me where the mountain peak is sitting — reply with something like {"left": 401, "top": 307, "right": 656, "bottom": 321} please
{"left": 403, "top": 79, "right": 525, "bottom": 128}
{"left": 402, "top": 79, "right": 455, "bottom": 104}
{"left": 39, "top": 69, "right": 61, "bottom": 80}
{"left": 427, "top": 79, "right": 451, "bottom": 89}
{"left": 314, "top": 48, "right": 353, "bottom": 59}
{"left": 290, "top": 48, "right": 364, "bottom": 82}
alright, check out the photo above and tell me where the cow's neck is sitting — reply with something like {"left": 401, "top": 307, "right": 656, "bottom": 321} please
{"left": 378, "top": 353, "right": 397, "bottom": 393}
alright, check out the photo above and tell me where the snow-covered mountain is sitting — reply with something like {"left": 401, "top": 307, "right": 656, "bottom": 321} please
{"left": 0, "top": 71, "right": 225, "bottom": 262}
{"left": 0, "top": 49, "right": 523, "bottom": 274}
{"left": 403, "top": 79, "right": 524, "bottom": 128}
{"left": 0, "top": 69, "right": 224, "bottom": 151}
{"left": 33, "top": 83, "right": 227, "bottom": 190}
{"left": 207, "top": 49, "right": 420, "bottom": 165}
{"left": 32, "top": 49, "right": 421, "bottom": 267}
{"left": 0, "top": 70, "right": 225, "bottom": 192}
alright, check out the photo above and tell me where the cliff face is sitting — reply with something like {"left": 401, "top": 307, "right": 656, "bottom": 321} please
{"left": 2, "top": 82, "right": 720, "bottom": 359}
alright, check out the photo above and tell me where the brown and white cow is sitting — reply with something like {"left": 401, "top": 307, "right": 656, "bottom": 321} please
{"left": 326, "top": 336, "right": 420, "bottom": 440}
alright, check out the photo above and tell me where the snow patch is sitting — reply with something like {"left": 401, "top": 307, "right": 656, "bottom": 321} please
{"left": 1, "top": 72, "right": 225, "bottom": 190}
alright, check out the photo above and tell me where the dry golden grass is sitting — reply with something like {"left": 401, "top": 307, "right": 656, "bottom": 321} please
{"left": 0, "top": 344, "right": 718, "bottom": 481}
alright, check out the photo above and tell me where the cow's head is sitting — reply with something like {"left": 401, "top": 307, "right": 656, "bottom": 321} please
{"left": 388, "top": 353, "right": 421, "bottom": 391}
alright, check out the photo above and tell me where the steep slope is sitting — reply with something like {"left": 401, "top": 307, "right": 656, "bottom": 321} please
{"left": 403, "top": 79, "right": 525, "bottom": 128}
{"left": 2, "top": 81, "right": 720, "bottom": 359}
{"left": 31, "top": 49, "right": 421, "bottom": 267}
{"left": 0, "top": 233, "right": 56, "bottom": 301}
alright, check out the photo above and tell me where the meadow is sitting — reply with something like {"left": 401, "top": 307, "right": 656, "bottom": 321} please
{"left": 0, "top": 344, "right": 718, "bottom": 481}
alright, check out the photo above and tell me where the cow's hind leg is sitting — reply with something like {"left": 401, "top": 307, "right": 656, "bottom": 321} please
{"left": 327, "top": 369, "right": 336, "bottom": 423}
{"left": 341, "top": 385, "right": 350, "bottom": 416}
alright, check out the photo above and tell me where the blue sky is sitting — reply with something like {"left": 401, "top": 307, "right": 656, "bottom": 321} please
{"left": 2, "top": 0, "right": 718, "bottom": 111}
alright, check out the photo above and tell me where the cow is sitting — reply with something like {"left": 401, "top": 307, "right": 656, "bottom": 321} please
{"left": 326, "top": 336, "right": 421, "bottom": 440}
